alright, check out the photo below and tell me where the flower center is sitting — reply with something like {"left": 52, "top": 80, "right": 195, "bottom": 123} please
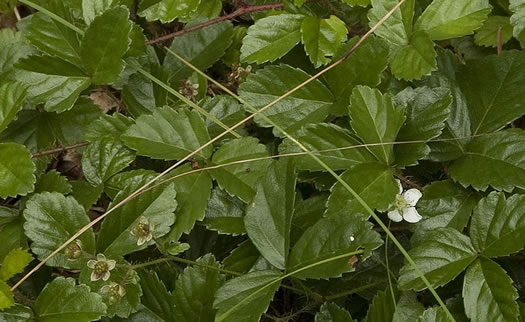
{"left": 94, "top": 261, "right": 108, "bottom": 275}
{"left": 135, "top": 223, "right": 151, "bottom": 237}
{"left": 394, "top": 195, "right": 409, "bottom": 210}
{"left": 65, "top": 241, "right": 82, "bottom": 260}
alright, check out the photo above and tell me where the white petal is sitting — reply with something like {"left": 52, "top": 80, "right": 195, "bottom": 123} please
{"left": 395, "top": 179, "right": 403, "bottom": 194}
{"left": 97, "top": 253, "right": 106, "bottom": 261}
{"left": 388, "top": 209, "right": 403, "bottom": 222}
{"left": 403, "top": 189, "right": 422, "bottom": 206}
{"left": 87, "top": 260, "right": 97, "bottom": 269}
{"left": 107, "top": 259, "right": 116, "bottom": 270}
{"left": 90, "top": 271, "right": 99, "bottom": 282}
{"left": 102, "top": 272, "right": 111, "bottom": 281}
{"left": 403, "top": 207, "right": 422, "bottom": 223}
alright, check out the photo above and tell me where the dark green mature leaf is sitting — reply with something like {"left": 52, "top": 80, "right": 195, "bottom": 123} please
{"left": 122, "top": 107, "right": 212, "bottom": 161}
{"left": 279, "top": 123, "right": 376, "bottom": 172}
{"left": 104, "top": 169, "right": 157, "bottom": 199}
{"left": 325, "top": 162, "right": 398, "bottom": 216}
{"left": 291, "top": 194, "right": 327, "bottom": 243}
{"left": 35, "top": 170, "right": 73, "bottom": 194}
{"left": 0, "top": 143, "right": 36, "bottom": 198}
{"left": 203, "top": 187, "right": 246, "bottom": 235}
{"left": 288, "top": 211, "right": 382, "bottom": 279}
{"left": 70, "top": 180, "right": 103, "bottom": 210}
{"left": 416, "top": 307, "right": 454, "bottom": 322}
{"left": 0, "top": 304, "right": 33, "bottom": 321}
{"left": 391, "top": 31, "right": 437, "bottom": 81}
{"left": 244, "top": 159, "right": 296, "bottom": 270}
{"left": 214, "top": 270, "right": 281, "bottom": 322}
{"left": 399, "top": 228, "right": 477, "bottom": 291}
{"left": 173, "top": 254, "right": 225, "bottom": 321}
{"left": 414, "top": 0, "right": 492, "bottom": 40}
{"left": 463, "top": 257, "right": 519, "bottom": 322}
{"left": 393, "top": 292, "right": 426, "bottom": 322}
{"left": 201, "top": 95, "right": 245, "bottom": 138}
{"left": 368, "top": 0, "right": 414, "bottom": 46}
{"left": 315, "top": 302, "right": 355, "bottom": 322}
{"left": 0, "top": 29, "right": 33, "bottom": 76}
{"left": 349, "top": 86, "right": 405, "bottom": 165}
{"left": 393, "top": 86, "right": 451, "bottom": 167}
{"left": 81, "top": 6, "right": 132, "bottom": 84}
{"left": 470, "top": 192, "right": 525, "bottom": 257}
{"left": 239, "top": 64, "right": 334, "bottom": 136}
{"left": 475, "top": 16, "right": 513, "bottom": 47}
{"left": 139, "top": 270, "right": 176, "bottom": 321}
{"left": 449, "top": 129, "right": 525, "bottom": 192}
{"left": 210, "top": 137, "right": 273, "bottom": 203}
{"left": 34, "top": 277, "right": 107, "bottom": 322}
{"left": 85, "top": 112, "right": 134, "bottom": 142}
{"left": 82, "top": 137, "right": 135, "bottom": 186}
{"left": 301, "top": 15, "right": 348, "bottom": 67}
{"left": 510, "top": 0, "right": 525, "bottom": 46}
{"left": 0, "top": 248, "right": 32, "bottom": 281}
{"left": 364, "top": 289, "right": 397, "bottom": 322}
{"left": 82, "top": 0, "right": 117, "bottom": 24}
{"left": 0, "top": 280, "right": 13, "bottom": 310}
{"left": 240, "top": 14, "right": 304, "bottom": 64}
{"left": 223, "top": 240, "right": 260, "bottom": 274}
{"left": 0, "top": 213, "right": 26, "bottom": 263}
{"left": 23, "top": 192, "right": 96, "bottom": 269}
{"left": 138, "top": 0, "right": 200, "bottom": 23}
{"left": 0, "top": 82, "right": 26, "bottom": 134}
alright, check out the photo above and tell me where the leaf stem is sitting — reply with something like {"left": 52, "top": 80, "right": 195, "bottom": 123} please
{"left": 31, "top": 142, "right": 89, "bottom": 158}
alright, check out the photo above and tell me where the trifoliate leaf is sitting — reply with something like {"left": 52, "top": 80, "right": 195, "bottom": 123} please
{"left": 240, "top": 14, "right": 304, "bottom": 64}
{"left": 301, "top": 15, "right": 348, "bottom": 67}
{"left": 288, "top": 211, "right": 382, "bottom": 279}
{"left": 316, "top": 302, "right": 355, "bottom": 322}
{"left": 85, "top": 112, "right": 134, "bottom": 142}
{"left": 0, "top": 29, "right": 33, "bottom": 76}
{"left": 463, "top": 257, "right": 519, "bottom": 322}
{"left": 0, "top": 82, "right": 26, "bottom": 134}
{"left": 0, "top": 280, "right": 13, "bottom": 310}
{"left": 122, "top": 107, "right": 212, "bottom": 161}
{"left": 138, "top": 0, "right": 200, "bottom": 23}
{"left": 0, "top": 304, "right": 33, "bottom": 321}
{"left": 368, "top": 0, "right": 415, "bottom": 46}
{"left": 80, "top": 6, "right": 132, "bottom": 84}
{"left": 474, "top": 16, "right": 513, "bottom": 47}
{"left": 210, "top": 137, "right": 273, "bottom": 203}
{"left": 214, "top": 270, "right": 281, "bottom": 322}
{"left": 35, "top": 170, "right": 72, "bottom": 194}
{"left": 364, "top": 289, "right": 397, "bottom": 322}
{"left": 414, "top": 0, "right": 492, "bottom": 40}
{"left": 201, "top": 95, "right": 245, "bottom": 139}
{"left": 173, "top": 254, "right": 225, "bottom": 322}
{"left": 203, "top": 187, "right": 246, "bottom": 235}
{"left": 398, "top": 228, "right": 477, "bottom": 291}
{"left": 244, "top": 159, "right": 296, "bottom": 270}
{"left": 510, "top": 0, "right": 525, "bottom": 46}
{"left": 349, "top": 86, "right": 406, "bottom": 165}
{"left": 34, "top": 277, "right": 107, "bottom": 322}
{"left": 391, "top": 31, "right": 437, "bottom": 81}
{"left": 0, "top": 143, "right": 36, "bottom": 198}
{"left": 0, "top": 248, "right": 32, "bottom": 281}
{"left": 449, "top": 129, "right": 525, "bottom": 192}
{"left": 239, "top": 64, "right": 334, "bottom": 137}
{"left": 82, "top": 0, "right": 117, "bottom": 24}
{"left": 23, "top": 192, "right": 96, "bottom": 269}
{"left": 138, "top": 270, "right": 176, "bottom": 321}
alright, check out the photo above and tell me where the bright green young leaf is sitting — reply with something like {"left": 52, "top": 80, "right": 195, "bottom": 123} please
{"left": 80, "top": 6, "right": 132, "bottom": 84}
{"left": 203, "top": 187, "right": 246, "bottom": 235}
{"left": 138, "top": 0, "right": 200, "bottom": 23}
{"left": 82, "top": 137, "right": 135, "bottom": 186}
{"left": 368, "top": 0, "right": 415, "bottom": 46}
{"left": 470, "top": 192, "right": 525, "bottom": 257}
{"left": 301, "top": 15, "right": 348, "bottom": 67}
{"left": 240, "top": 14, "right": 304, "bottom": 64}
{"left": 349, "top": 86, "right": 406, "bottom": 165}
{"left": 0, "top": 280, "right": 13, "bottom": 310}
{"left": 34, "top": 277, "right": 107, "bottom": 322}
{"left": 239, "top": 64, "right": 334, "bottom": 136}
{"left": 210, "top": 137, "right": 273, "bottom": 203}
{"left": 201, "top": 95, "right": 245, "bottom": 138}
{"left": 138, "top": 270, "right": 176, "bottom": 321}
{"left": 316, "top": 302, "right": 355, "bottom": 322}
{"left": 85, "top": 112, "right": 134, "bottom": 141}
{"left": 398, "top": 227, "right": 477, "bottom": 291}
{"left": 288, "top": 211, "right": 382, "bottom": 279}
{"left": 463, "top": 257, "right": 519, "bottom": 322}
{"left": 173, "top": 254, "right": 225, "bottom": 322}
{"left": 449, "top": 129, "right": 525, "bottom": 192}
{"left": 474, "top": 16, "right": 513, "bottom": 47}
{"left": 391, "top": 31, "right": 437, "bottom": 81}
{"left": 214, "top": 270, "right": 281, "bottom": 322}
{"left": 510, "top": 0, "right": 525, "bottom": 46}
{"left": 23, "top": 192, "right": 96, "bottom": 269}
{"left": 0, "top": 143, "right": 36, "bottom": 198}
{"left": 0, "top": 248, "right": 32, "bottom": 281}
{"left": 35, "top": 170, "right": 73, "bottom": 194}
{"left": 393, "top": 86, "right": 451, "bottom": 167}
{"left": 244, "top": 159, "right": 296, "bottom": 270}
{"left": 0, "top": 29, "right": 33, "bottom": 76}
{"left": 0, "top": 82, "right": 26, "bottom": 134}
{"left": 279, "top": 123, "right": 376, "bottom": 172}
{"left": 325, "top": 162, "right": 398, "bottom": 216}
{"left": 0, "top": 304, "right": 33, "bottom": 321}
{"left": 122, "top": 106, "right": 212, "bottom": 161}
{"left": 82, "top": 0, "right": 116, "bottom": 24}
{"left": 414, "top": 0, "right": 492, "bottom": 40}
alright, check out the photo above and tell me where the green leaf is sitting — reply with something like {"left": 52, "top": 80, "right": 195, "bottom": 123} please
{"left": 138, "top": 0, "right": 200, "bottom": 23}
{"left": 210, "top": 137, "right": 273, "bottom": 203}
{"left": 223, "top": 240, "right": 260, "bottom": 274}
{"left": 390, "top": 31, "right": 437, "bottom": 81}
{"left": 173, "top": 254, "right": 225, "bottom": 322}
{"left": 122, "top": 106, "right": 212, "bottom": 161}
{"left": 368, "top": 0, "right": 415, "bottom": 45}
{"left": 85, "top": 112, "right": 134, "bottom": 142}
{"left": 449, "top": 129, "right": 525, "bottom": 192}
{"left": 23, "top": 192, "right": 96, "bottom": 269}
{"left": 0, "top": 280, "right": 14, "bottom": 310}
{"left": 414, "top": 0, "right": 492, "bottom": 40}
{"left": 104, "top": 169, "right": 157, "bottom": 199}
{"left": 364, "top": 289, "right": 397, "bottom": 322}
{"left": 470, "top": 192, "right": 525, "bottom": 257}
{"left": 0, "top": 248, "right": 32, "bottom": 281}
{"left": 393, "top": 292, "right": 426, "bottom": 322}
{"left": 70, "top": 180, "right": 103, "bottom": 210}
{"left": 203, "top": 187, "right": 246, "bottom": 235}
{"left": 463, "top": 257, "right": 519, "bottom": 322}
{"left": 82, "top": 0, "right": 117, "bottom": 24}
{"left": 201, "top": 95, "right": 245, "bottom": 139}
{"left": 349, "top": 86, "right": 406, "bottom": 165}
{"left": 82, "top": 137, "right": 135, "bottom": 186}
{"left": 80, "top": 6, "right": 132, "bottom": 84}
{"left": 301, "top": 15, "right": 348, "bottom": 67}
{"left": 289, "top": 211, "right": 382, "bottom": 279}
{"left": 13, "top": 55, "right": 90, "bottom": 112}
{"left": 0, "top": 29, "right": 33, "bottom": 76}
{"left": 0, "top": 304, "right": 33, "bottom": 321}
{"left": 35, "top": 170, "right": 73, "bottom": 194}
{"left": 393, "top": 86, "right": 451, "bottom": 167}
{"left": 325, "top": 162, "right": 398, "bottom": 216}
{"left": 510, "top": 0, "right": 525, "bottom": 46}
{"left": 0, "top": 82, "right": 26, "bottom": 134}
{"left": 315, "top": 302, "right": 355, "bottom": 322}
{"left": 398, "top": 227, "right": 477, "bottom": 291}
{"left": 0, "top": 143, "right": 36, "bottom": 198}
{"left": 214, "top": 270, "right": 281, "bottom": 322}
{"left": 291, "top": 194, "right": 327, "bottom": 244}
{"left": 240, "top": 14, "right": 304, "bottom": 64}
{"left": 138, "top": 270, "right": 176, "bottom": 321}
{"left": 34, "top": 277, "right": 107, "bottom": 322}
{"left": 416, "top": 307, "right": 454, "bottom": 322}
{"left": 244, "top": 159, "right": 296, "bottom": 270}
{"left": 239, "top": 64, "right": 334, "bottom": 137}
{"left": 97, "top": 183, "right": 177, "bottom": 256}
{"left": 474, "top": 16, "right": 513, "bottom": 47}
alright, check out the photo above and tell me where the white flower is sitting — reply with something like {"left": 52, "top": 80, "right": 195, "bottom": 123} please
{"left": 87, "top": 254, "right": 116, "bottom": 281}
{"left": 130, "top": 216, "right": 154, "bottom": 246}
{"left": 101, "top": 282, "right": 126, "bottom": 305}
{"left": 387, "top": 180, "right": 423, "bottom": 223}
